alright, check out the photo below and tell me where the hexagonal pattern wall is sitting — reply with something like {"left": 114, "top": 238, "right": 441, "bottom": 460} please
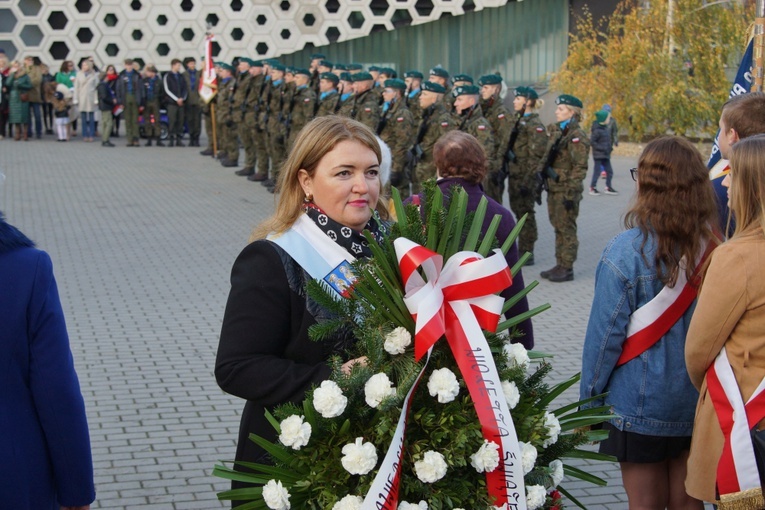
{"left": 0, "top": 0, "right": 516, "bottom": 68}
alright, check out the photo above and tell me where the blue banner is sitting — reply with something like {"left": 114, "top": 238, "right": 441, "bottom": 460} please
{"left": 709, "top": 38, "right": 753, "bottom": 233}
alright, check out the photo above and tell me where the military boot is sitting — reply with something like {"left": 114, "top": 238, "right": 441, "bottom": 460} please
{"left": 548, "top": 266, "right": 574, "bottom": 283}
{"left": 176, "top": 137, "right": 185, "bottom": 147}
{"left": 540, "top": 265, "right": 559, "bottom": 279}
{"left": 156, "top": 138, "right": 165, "bottom": 147}
{"left": 200, "top": 148, "right": 214, "bottom": 156}
{"left": 235, "top": 167, "right": 255, "bottom": 176}
{"left": 144, "top": 138, "right": 152, "bottom": 147}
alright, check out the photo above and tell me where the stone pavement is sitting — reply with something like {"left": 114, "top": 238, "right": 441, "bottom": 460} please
{"left": 0, "top": 135, "right": 684, "bottom": 509}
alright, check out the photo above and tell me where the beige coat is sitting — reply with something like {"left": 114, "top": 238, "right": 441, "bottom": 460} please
{"left": 74, "top": 71, "right": 98, "bottom": 113}
{"left": 685, "top": 228, "right": 765, "bottom": 502}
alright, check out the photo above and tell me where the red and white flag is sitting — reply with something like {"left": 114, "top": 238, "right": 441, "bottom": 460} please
{"left": 199, "top": 33, "right": 217, "bottom": 104}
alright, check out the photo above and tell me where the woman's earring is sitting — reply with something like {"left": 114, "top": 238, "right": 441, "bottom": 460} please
{"left": 304, "top": 193, "right": 313, "bottom": 204}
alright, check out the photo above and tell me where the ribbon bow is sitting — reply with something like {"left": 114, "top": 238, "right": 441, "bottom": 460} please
{"left": 394, "top": 238, "right": 512, "bottom": 361}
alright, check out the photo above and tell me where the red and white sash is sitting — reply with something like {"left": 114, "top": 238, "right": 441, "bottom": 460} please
{"left": 706, "top": 347, "right": 765, "bottom": 497}
{"left": 616, "top": 241, "right": 714, "bottom": 367}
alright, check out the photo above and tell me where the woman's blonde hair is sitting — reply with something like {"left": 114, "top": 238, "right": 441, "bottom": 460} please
{"left": 250, "top": 115, "right": 388, "bottom": 240}
{"left": 728, "top": 134, "right": 765, "bottom": 237}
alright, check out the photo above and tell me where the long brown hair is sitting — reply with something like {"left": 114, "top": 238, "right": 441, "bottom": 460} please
{"left": 728, "top": 134, "right": 765, "bottom": 237}
{"left": 250, "top": 116, "right": 388, "bottom": 240}
{"left": 624, "top": 136, "right": 718, "bottom": 287}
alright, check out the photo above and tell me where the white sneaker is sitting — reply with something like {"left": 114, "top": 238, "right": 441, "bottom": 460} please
{"left": 589, "top": 187, "right": 600, "bottom": 196}
{"left": 604, "top": 187, "right": 619, "bottom": 195}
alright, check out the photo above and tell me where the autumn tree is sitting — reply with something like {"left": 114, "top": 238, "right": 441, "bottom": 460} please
{"left": 552, "top": 0, "right": 752, "bottom": 140}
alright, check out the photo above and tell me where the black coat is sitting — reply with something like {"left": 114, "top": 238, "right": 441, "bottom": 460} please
{"left": 97, "top": 81, "right": 116, "bottom": 112}
{"left": 590, "top": 122, "right": 612, "bottom": 160}
{"left": 216, "top": 240, "right": 353, "bottom": 465}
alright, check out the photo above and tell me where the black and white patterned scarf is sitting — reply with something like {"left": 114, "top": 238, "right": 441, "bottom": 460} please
{"left": 303, "top": 203, "right": 387, "bottom": 259}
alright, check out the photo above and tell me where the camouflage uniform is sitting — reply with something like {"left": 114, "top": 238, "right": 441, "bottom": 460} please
{"left": 315, "top": 90, "right": 339, "bottom": 117}
{"left": 242, "top": 73, "right": 266, "bottom": 173}
{"left": 254, "top": 78, "right": 272, "bottom": 177}
{"left": 481, "top": 97, "right": 514, "bottom": 203}
{"left": 231, "top": 71, "right": 252, "bottom": 166}
{"left": 507, "top": 112, "right": 547, "bottom": 255}
{"left": 442, "top": 86, "right": 455, "bottom": 112}
{"left": 337, "top": 93, "right": 355, "bottom": 117}
{"left": 378, "top": 99, "right": 415, "bottom": 199}
{"left": 202, "top": 100, "right": 215, "bottom": 153}
{"left": 264, "top": 80, "right": 288, "bottom": 180}
{"left": 287, "top": 85, "right": 316, "bottom": 149}
{"left": 406, "top": 89, "right": 422, "bottom": 123}
{"left": 412, "top": 101, "right": 456, "bottom": 193}
{"left": 350, "top": 89, "right": 380, "bottom": 132}
{"left": 216, "top": 76, "right": 238, "bottom": 162}
{"left": 541, "top": 118, "right": 590, "bottom": 269}
{"left": 455, "top": 105, "right": 496, "bottom": 184}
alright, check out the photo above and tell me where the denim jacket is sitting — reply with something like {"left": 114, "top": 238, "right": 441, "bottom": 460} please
{"left": 580, "top": 228, "right": 699, "bottom": 436}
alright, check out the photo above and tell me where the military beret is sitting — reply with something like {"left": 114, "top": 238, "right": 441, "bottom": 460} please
{"left": 453, "top": 74, "right": 474, "bottom": 84}
{"left": 384, "top": 78, "right": 407, "bottom": 91}
{"left": 264, "top": 58, "right": 280, "bottom": 66}
{"left": 513, "top": 86, "right": 538, "bottom": 99}
{"left": 421, "top": 81, "right": 446, "bottom": 94}
{"left": 595, "top": 110, "right": 609, "bottom": 123}
{"left": 285, "top": 67, "right": 296, "bottom": 74}
{"left": 294, "top": 68, "right": 311, "bottom": 77}
{"left": 271, "top": 63, "right": 286, "bottom": 72}
{"left": 347, "top": 63, "right": 363, "bottom": 71}
{"left": 380, "top": 67, "right": 397, "bottom": 78}
{"left": 556, "top": 94, "right": 583, "bottom": 108}
{"left": 352, "top": 71, "right": 374, "bottom": 82}
{"left": 404, "top": 70, "right": 423, "bottom": 80}
{"left": 239, "top": 57, "right": 255, "bottom": 66}
{"left": 429, "top": 67, "right": 449, "bottom": 79}
{"left": 339, "top": 72, "right": 353, "bottom": 82}
{"left": 251, "top": 60, "right": 264, "bottom": 67}
{"left": 453, "top": 84, "right": 480, "bottom": 97}
{"left": 219, "top": 63, "right": 235, "bottom": 72}
{"left": 214, "top": 61, "right": 224, "bottom": 67}
{"left": 334, "top": 63, "right": 348, "bottom": 71}
{"left": 368, "top": 65, "right": 381, "bottom": 72}
{"left": 319, "top": 60, "right": 333, "bottom": 68}
{"left": 320, "top": 72, "right": 339, "bottom": 84}
{"left": 310, "top": 53, "right": 326, "bottom": 60}
{"left": 478, "top": 74, "right": 502, "bottom": 86}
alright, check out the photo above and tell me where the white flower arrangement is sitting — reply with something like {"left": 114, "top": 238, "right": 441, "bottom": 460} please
{"left": 262, "top": 479, "right": 291, "bottom": 510}
{"left": 278, "top": 415, "right": 311, "bottom": 450}
{"left": 549, "top": 459, "right": 564, "bottom": 489}
{"left": 413, "top": 451, "right": 448, "bottom": 483}
{"left": 525, "top": 484, "right": 547, "bottom": 510}
{"left": 519, "top": 441, "right": 538, "bottom": 475}
{"left": 364, "top": 372, "right": 396, "bottom": 408}
{"left": 504, "top": 342, "right": 530, "bottom": 369}
{"left": 398, "top": 501, "right": 428, "bottom": 509}
{"left": 426, "top": 367, "right": 460, "bottom": 403}
{"left": 501, "top": 379, "right": 520, "bottom": 409}
{"left": 332, "top": 495, "right": 363, "bottom": 509}
{"left": 340, "top": 437, "right": 378, "bottom": 476}
{"left": 313, "top": 380, "right": 348, "bottom": 418}
{"left": 470, "top": 440, "right": 500, "bottom": 473}
{"left": 384, "top": 326, "right": 412, "bottom": 355}
{"left": 542, "top": 411, "right": 561, "bottom": 448}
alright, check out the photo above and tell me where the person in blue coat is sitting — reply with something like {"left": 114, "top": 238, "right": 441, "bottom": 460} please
{"left": 0, "top": 212, "right": 95, "bottom": 510}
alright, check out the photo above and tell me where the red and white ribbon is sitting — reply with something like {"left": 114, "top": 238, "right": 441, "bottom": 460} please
{"left": 365, "top": 239, "right": 525, "bottom": 509}
{"left": 707, "top": 347, "right": 765, "bottom": 496}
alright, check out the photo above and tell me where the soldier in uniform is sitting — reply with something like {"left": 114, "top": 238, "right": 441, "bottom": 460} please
{"left": 263, "top": 63, "right": 288, "bottom": 193}
{"left": 318, "top": 60, "right": 333, "bottom": 75}
{"left": 229, "top": 57, "right": 253, "bottom": 168}
{"left": 247, "top": 61, "right": 271, "bottom": 182}
{"left": 286, "top": 68, "right": 316, "bottom": 149}
{"left": 183, "top": 57, "right": 202, "bottom": 147}
{"left": 308, "top": 53, "right": 325, "bottom": 94}
{"left": 200, "top": 61, "right": 220, "bottom": 156}
{"left": 347, "top": 63, "right": 363, "bottom": 75}
{"left": 453, "top": 85, "right": 496, "bottom": 185}
{"left": 234, "top": 59, "right": 262, "bottom": 178}
{"left": 452, "top": 74, "right": 474, "bottom": 87}
{"left": 335, "top": 72, "right": 355, "bottom": 116}
{"left": 369, "top": 65, "right": 383, "bottom": 104}
{"left": 333, "top": 63, "right": 347, "bottom": 78}
{"left": 505, "top": 86, "right": 548, "bottom": 264}
{"left": 378, "top": 78, "right": 415, "bottom": 199}
{"left": 478, "top": 73, "right": 514, "bottom": 203}
{"left": 412, "top": 81, "right": 456, "bottom": 193}
{"left": 428, "top": 67, "right": 453, "bottom": 112}
{"left": 538, "top": 94, "right": 590, "bottom": 283}
{"left": 348, "top": 72, "right": 380, "bottom": 132}
{"left": 404, "top": 70, "right": 423, "bottom": 121}
{"left": 315, "top": 72, "right": 339, "bottom": 117}
{"left": 216, "top": 63, "right": 238, "bottom": 166}
{"left": 141, "top": 65, "right": 164, "bottom": 147}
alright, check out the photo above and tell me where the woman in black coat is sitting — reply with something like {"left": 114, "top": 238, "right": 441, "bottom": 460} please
{"left": 215, "top": 116, "right": 389, "bottom": 503}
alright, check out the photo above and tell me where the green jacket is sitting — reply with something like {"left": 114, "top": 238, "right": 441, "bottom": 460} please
{"left": 350, "top": 89, "right": 380, "bottom": 132}
{"left": 455, "top": 105, "right": 496, "bottom": 168}
{"left": 378, "top": 99, "right": 415, "bottom": 174}
{"left": 288, "top": 85, "right": 317, "bottom": 137}
{"left": 509, "top": 112, "right": 548, "bottom": 179}
{"left": 541, "top": 118, "right": 591, "bottom": 193}
{"left": 315, "top": 89, "right": 339, "bottom": 117}
{"left": 417, "top": 102, "right": 456, "bottom": 165}
{"left": 482, "top": 97, "right": 514, "bottom": 173}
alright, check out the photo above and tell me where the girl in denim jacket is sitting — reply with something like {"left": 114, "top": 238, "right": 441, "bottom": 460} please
{"left": 581, "top": 136, "right": 719, "bottom": 509}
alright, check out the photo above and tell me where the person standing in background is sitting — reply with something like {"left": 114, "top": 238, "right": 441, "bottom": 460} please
{"left": 6, "top": 60, "right": 32, "bottom": 141}
{"left": 164, "top": 58, "right": 188, "bottom": 147}
{"left": 183, "top": 57, "right": 202, "bottom": 147}
{"left": 116, "top": 58, "right": 143, "bottom": 147}
{"left": 41, "top": 62, "right": 54, "bottom": 135}
{"left": 55, "top": 60, "right": 77, "bottom": 138}
{"left": 24, "top": 56, "right": 42, "bottom": 139}
{"left": 141, "top": 65, "right": 163, "bottom": 147}
{"left": 589, "top": 110, "right": 617, "bottom": 196}
{"left": 104, "top": 65, "right": 120, "bottom": 137}
{"left": 74, "top": 60, "right": 98, "bottom": 143}
{"left": 96, "top": 72, "right": 116, "bottom": 147}
{"left": 0, "top": 54, "right": 8, "bottom": 139}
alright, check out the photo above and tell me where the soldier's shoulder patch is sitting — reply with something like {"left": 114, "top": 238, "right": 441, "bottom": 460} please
{"left": 572, "top": 137, "right": 580, "bottom": 143}
{"left": 396, "top": 117, "right": 404, "bottom": 122}
{"left": 441, "top": 121, "right": 449, "bottom": 127}
{"left": 536, "top": 127, "right": 545, "bottom": 132}
{"left": 304, "top": 98, "right": 311, "bottom": 102}
{"left": 364, "top": 107, "right": 371, "bottom": 112}
{"left": 498, "top": 113, "right": 505, "bottom": 119}
{"left": 477, "top": 125, "right": 486, "bottom": 131}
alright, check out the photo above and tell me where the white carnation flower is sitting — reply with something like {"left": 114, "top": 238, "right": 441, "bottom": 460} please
{"left": 427, "top": 368, "right": 460, "bottom": 403}
{"left": 526, "top": 484, "right": 547, "bottom": 510}
{"left": 398, "top": 501, "right": 428, "bottom": 509}
{"left": 413, "top": 451, "right": 447, "bottom": 483}
{"left": 542, "top": 411, "right": 561, "bottom": 448}
{"left": 520, "top": 441, "right": 538, "bottom": 475}
{"left": 501, "top": 380, "right": 520, "bottom": 409}
{"left": 384, "top": 326, "right": 412, "bottom": 355}
{"left": 549, "top": 459, "right": 564, "bottom": 488}
{"left": 332, "top": 495, "right": 363, "bottom": 510}
{"left": 470, "top": 440, "right": 501, "bottom": 473}
{"left": 262, "top": 479, "right": 291, "bottom": 510}
{"left": 313, "top": 380, "right": 348, "bottom": 418}
{"left": 364, "top": 373, "right": 396, "bottom": 408}
{"left": 278, "top": 415, "right": 311, "bottom": 450}
{"left": 341, "top": 437, "right": 378, "bottom": 475}
{"left": 503, "top": 342, "right": 530, "bottom": 369}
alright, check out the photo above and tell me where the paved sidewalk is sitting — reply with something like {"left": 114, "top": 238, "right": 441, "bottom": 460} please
{"left": 1, "top": 136, "right": 641, "bottom": 509}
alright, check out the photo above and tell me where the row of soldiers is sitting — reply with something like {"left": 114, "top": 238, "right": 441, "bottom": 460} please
{"left": 200, "top": 54, "right": 562, "bottom": 263}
